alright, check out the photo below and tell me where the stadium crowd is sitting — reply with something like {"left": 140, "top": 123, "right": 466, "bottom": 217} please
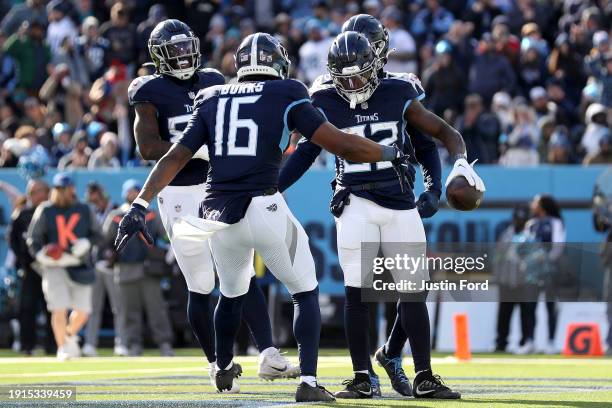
{"left": 0, "top": 0, "right": 609, "bottom": 171}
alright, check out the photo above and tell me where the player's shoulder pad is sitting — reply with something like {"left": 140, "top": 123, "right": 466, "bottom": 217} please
{"left": 193, "top": 85, "right": 223, "bottom": 109}
{"left": 282, "top": 78, "right": 310, "bottom": 97}
{"left": 384, "top": 72, "right": 425, "bottom": 96}
{"left": 128, "top": 75, "right": 158, "bottom": 104}
{"left": 309, "top": 73, "right": 334, "bottom": 96}
{"left": 196, "top": 68, "right": 225, "bottom": 85}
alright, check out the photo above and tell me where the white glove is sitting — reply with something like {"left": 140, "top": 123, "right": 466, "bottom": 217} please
{"left": 445, "top": 158, "right": 486, "bottom": 192}
{"left": 192, "top": 145, "right": 209, "bottom": 161}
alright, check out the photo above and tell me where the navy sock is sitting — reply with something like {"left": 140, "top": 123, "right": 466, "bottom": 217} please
{"left": 241, "top": 277, "right": 274, "bottom": 351}
{"left": 399, "top": 301, "right": 432, "bottom": 373}
{"left": 344, "top": 286, "right": 371, "bottom": 373}
{"left": 292, "top": 286, "right": 320, "bottom": 377}
{"left": 187, "top": 291, "right": 216, "bottom": 363}
{"left": 214, "top": 294, "right": 245, "bottom": 370}
{"left": 385, "top": 300, "right": 408, "bottom": 359}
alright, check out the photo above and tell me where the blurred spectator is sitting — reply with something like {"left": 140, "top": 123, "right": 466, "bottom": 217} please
{"left": 22, "top": 97, "right": 46, "bottom": 128}
{"left": 456, "top": 93, "right": 500, "bottom": 163}
{"left": 410, "top": 0, "right": 454, "bottom": 44}
{"left": 529, "top": 87, "right": 552, "bottom": 119}
{"left": 0, "top": 31, "right": 18, "bottom": 101}
{"left": 547, "top": 127, "right": 572, "bottom": 164}
{"left": 591, "top": 51, "right": 612, "bottom": 108}
{"left": 88, "top": 131, "right": 120, "bottom": 169}
{"left": 3, "top": 20, "right": 51, "bottom": 95}
{"left": 546, "top": 77, "right": 578, "bottom": 127}
{"left": 491, "top": 17, "right": 520, "bottom": 67}
{"left": 491, "top": 91, "right": 513, "bottom": 134}
{"left": 75, "top": 17, "right": 110, "bottom": 84}
{"left": 82, "top": 182, "right": 126, "bottom": 357}
{"left": 50, "top": 122, "right": 72, "bottom": 164}
{"left": 136, "top": 4, "right": 166, "bottom": 66}
{"left": 517, "top": 41, "right": 548, "bottom": 95}
{"left": 422, "top": 40, "right": 465, "bottom": 116}
{"left": 583, "top": 133, "right": 611, "bottom": 165}
{"left": 468, "top": 32, "right": 516, "bottom": 105}
{"left": 298, "top": 20, "right": 332, "bottom": 86}
{"left": 494, "top": 203, "right": 531, "bottom": 353}
{"left": 520, "top": 23, "right": 548, "bottom": 58}
{"left": 0, "top": 0, "right": 46, "bottom": 36}
{"left": 381, "top": 7, "right": 417, "bottom": 74}
{"left": 102, "top": 179, "right": 174, "bottom": 357}
{"left": 46, "top": 0, "right": 78, "bottom": 56}
{"left": 57, "top": 130, "right": 91, "bottom": 169}
{"left": 39, "top": 62, "right": 84, "bottom": 128}
{"left": 536, "top": 115, "right": 556, "bottom": 162}
{"left": 99, "top": 3, "right": 138, "bottom": 67}
{"left": 27, "top": 173, "right": 101, "bottom": 361}
{"left": 499, "top": 103, "right": 539, "bottom": 166}
{"left": 548, "top": 33, "right": 585, "bottom": 100}
{"left": 9, "top": 179, "right": 54, "bottom": 355}
{"left": 462, "top": 0, "right": 501, "bottom": 39}
{"left": 581, "top": 103, "right": 611, "bottom": 157}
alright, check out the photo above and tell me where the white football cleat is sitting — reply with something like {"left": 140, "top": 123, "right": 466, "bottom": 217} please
{"left": 543, "top": 340, "right": 557, "bottom": 355}
{"left": 258, "top": 347, "right": 300, "bottom": 380}
{"left": 82, "top": 343, "right": 97, "bottom": 357}
{"left": 114, "top": 344, "right": 129, "bottom": 356}
{"left": 64, "top": 335, "right": 81, "bottom": 359}
{"left": 514, "top": 340, "right": 535, "bottom": 355}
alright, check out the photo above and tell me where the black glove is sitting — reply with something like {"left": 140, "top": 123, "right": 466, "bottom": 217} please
{"left": 416, "top": 191, "right": 440, "bottom": 219}
{"left": 114, "top": 203, "right": 154, "bottom": 253}
{"left": 390, "top": 143, "right": 415, "bottom": 193}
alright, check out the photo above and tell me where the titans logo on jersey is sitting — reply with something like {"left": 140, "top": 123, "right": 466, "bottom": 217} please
{"left": 307, "top": 75, "right": 425, "bottom": 210}
{"left": 127, "top": 68, "right": 225, "bottom": 186}
{"left": 177, "top": 79, "right": 326, "bottom": 223}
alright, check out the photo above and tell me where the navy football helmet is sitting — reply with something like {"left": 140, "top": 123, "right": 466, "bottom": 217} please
{"left": 148, "top": 19, "right": 200, "bottom": 80}
{"left": 327, "top": 31, "right": 380, "bottom": 108}
{"left": 341, "top": 14, "right": 389, "bottom": 66}
{"left": 234, "top": 33, "right": 290, "bottom": 81}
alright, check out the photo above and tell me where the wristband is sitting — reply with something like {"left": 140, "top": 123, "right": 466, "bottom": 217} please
{"left": 133, "top": 197, "right": 149, "bottom": 209}
{"left": 451, "top": 153, "right": 467, "bottom": 163}
{"left": 381, "top": 145, "right": 397, "bottom": 161}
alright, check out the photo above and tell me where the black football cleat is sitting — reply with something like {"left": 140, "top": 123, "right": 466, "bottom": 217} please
{"left": 374, "top": 346, "right": 412, "bottom": 396}
{"left": 370, "top": 374, "right": 382, "bottom": 397}
{"left": 215, "top": 362, "right": 242, "bottom": 393}
{"left": 334, "top": 377, "right": 373, "bottom": 399}
{"left": 295, "top": 382, "right": 336, "bottom": 402}
{"left": 413, "top": 370, "right": 461, "bottom": 399}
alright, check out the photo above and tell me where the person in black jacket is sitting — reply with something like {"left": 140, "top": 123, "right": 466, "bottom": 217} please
{"left": 8, "top": 179, "right": 52, "bottom": 355}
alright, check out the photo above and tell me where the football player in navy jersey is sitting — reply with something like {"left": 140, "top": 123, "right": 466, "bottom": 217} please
{"left": 279, "top": 31, "right": 485, "bottom": 400}
{"left": 127, "top": 19, "right": 300, "bottom": 385}
{"left": 116, "top": 32, "right": 410, "bottom": 402}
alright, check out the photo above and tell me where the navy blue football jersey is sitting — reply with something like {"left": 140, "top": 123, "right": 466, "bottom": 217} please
{"left": 178, "top": 79, "right": 326, "bottom": 222}
{"left": 301, "top": 75, "right": 426, "bottom": 210}
{"left": 128, "top": 68, "right": 225, "bottom": 186}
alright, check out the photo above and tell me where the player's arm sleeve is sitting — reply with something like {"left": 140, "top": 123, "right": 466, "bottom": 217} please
{"left": 408, "top": 125, "right": 442, "bottom": 196}
{"left": 279, "top": 138, "right": 322, "bottom": 192}
{"left": 287, "top": 101, "right": 327, "bottom": 140}
{"left": 177, "top": 107, "right": 209, "bottom": 154}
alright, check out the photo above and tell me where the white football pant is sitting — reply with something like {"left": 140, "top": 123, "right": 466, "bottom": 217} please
{"left": 209, "top": 192, "right": 318, "bottom": 298}
{"left": 335, "top": 194, "right": 428, "bottom": 288}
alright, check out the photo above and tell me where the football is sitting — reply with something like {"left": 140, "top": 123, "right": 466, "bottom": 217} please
{"left": 446, "top": 176, "right": 484, "bottom": 211}
{"left": 45, "top": 243, "right": 64, "bottom": 260}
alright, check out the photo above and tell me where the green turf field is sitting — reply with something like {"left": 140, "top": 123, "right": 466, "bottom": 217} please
{"left": 0, "top": 350, "right": 611, "bottom": 407}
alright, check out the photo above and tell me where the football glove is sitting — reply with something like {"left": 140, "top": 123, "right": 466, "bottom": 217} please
{"left": 114, "top": 203, "right": 154, "bottom": 253}
{"left": 390, "top": 143, "right": 415, "bottom": 193}
{"left": 416, "top": 191, "right": 440, "bottom": 219}
{"left": 445, "top": 158, "right": 486, "bottom": 192}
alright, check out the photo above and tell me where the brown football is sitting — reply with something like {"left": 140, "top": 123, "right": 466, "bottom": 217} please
{"left": 446, "top": 176, "right": 483, "bottom": 211}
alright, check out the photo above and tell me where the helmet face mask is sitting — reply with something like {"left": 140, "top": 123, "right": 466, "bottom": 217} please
{"left": 328, "top": 31, "right": 380, "bottom": 108}
{"left": 148, "top": 20, "right": 201, "bottom": 80}
{"left": 329, "top": 60, "right": 379, "bottom": 108}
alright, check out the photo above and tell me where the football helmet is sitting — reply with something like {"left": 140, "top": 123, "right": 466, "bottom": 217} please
{"left": 341, "top": 14, "right": 389, "bottom": 66}
{"left": 234, "top": 33, "right": 290, "bottom": 80}
{"left": 148, "top": 19, "right": 200, "bottom": 80}
{"left": 327, "top": 31, "right": 380, "bottom": 108}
